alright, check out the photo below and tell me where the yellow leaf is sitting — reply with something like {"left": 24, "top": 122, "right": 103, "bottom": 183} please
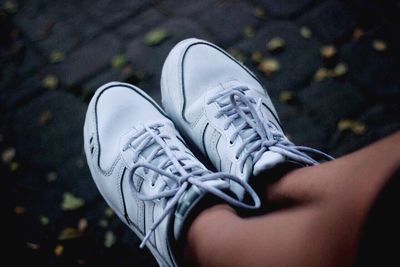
{"left": 62, "top": 192, "right": 85, "bottom": 210}
{"left": 243, "top": 26, "right": 255, "bottom": 38}
{"left": 144, "top": 29, "right": 168, "bottom": 46}
{"left": 111, "top": 55, "right": 128, "bottom": 70}
{"left": 372, "top": 40, "right": 387, "bottom": 52}
{"left": 2, "top": 147, "right": 16, "bottom": 163}
{"left": 258, "top": 59, "right": 280, "bottom": 76}
{"left": 54, "top": 244, "right": 64, "bottom": 256}
{"left": 337, "top": 119, "right": 353, "bottom": 132}
{"left": 279, "top": 90, "right": 295, "bottom": 104}
{"left": 104, "top": 208, "right": 114, "bottom": 218}
{"left": 320, "top": 45, "right": 337, "bottom": 59}
{"left": 266, "top": 37, "right": 285, "bottom": 52}
{"left": 251, "top": 51, "right": 263, "bottom": 64}
{"left": 42, "top": 75, "right": 59, "bottom": 90}
{"left": 351, "top": 121, "right": 367, "bottom": 135}
{"left": 40, "top": 216, "right": 50, "bottom": 225}
{"left": 104, "top": 231, "right": 116, "bottom": 248}
{"left": 332, "top": 63, "right": 348, "bottom": 77}
{"left": 50, "top": 51, "right": 65, "bottom": 64}
{"left": 58, "top": 227, "right": 82, "bottom": 240}
{"left": 300, "top": 26, "right": 312, "bottom": 39}
{"left": 313, "top": 68, "right": 330, "bottom": 82}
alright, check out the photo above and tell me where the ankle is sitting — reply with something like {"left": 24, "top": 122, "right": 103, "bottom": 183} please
{"left": 184, "top": 204, "right": 239, "bottom": 265}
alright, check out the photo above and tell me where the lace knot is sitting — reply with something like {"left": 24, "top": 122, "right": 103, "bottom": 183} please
{"left": 125, "top": 122, "right": 261, "bottom": 248}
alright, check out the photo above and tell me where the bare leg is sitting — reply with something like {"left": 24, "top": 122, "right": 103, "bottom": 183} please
{"left": 185, "top": 132, "right": 400, "bottom": 267}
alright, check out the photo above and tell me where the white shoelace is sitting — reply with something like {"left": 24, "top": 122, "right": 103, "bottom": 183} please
{"left": 207, "top": 86, "right": 334, "bottom": 172}
{"left": 122, "top": 123, "right": 261, "bottom": 248}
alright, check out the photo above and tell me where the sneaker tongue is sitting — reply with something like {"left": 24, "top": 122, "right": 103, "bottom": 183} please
{"left": 253, "top": 151, "right": 285, "bottom": 176}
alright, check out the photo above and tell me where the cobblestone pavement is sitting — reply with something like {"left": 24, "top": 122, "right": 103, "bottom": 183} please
{"left": 1, "top": 0, "right": 399, "bottom": 266}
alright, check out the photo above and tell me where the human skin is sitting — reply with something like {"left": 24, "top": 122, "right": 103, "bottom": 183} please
{"left": 184, "top": 132, "right": 400, "bottom": 267}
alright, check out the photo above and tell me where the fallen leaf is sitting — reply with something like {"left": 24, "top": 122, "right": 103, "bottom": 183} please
{"left": 78, "top": 218, "right": 88, "bottom": 232}
{"left": 251, "top": 51, "right": 263, "bottom": 64}
{"left": 258, "top": 59, "right": 280, "bottom": 76}
{"left": 104, "top": 231, "right": 116, "bottom": 248}
{"left": 40, "top": 216, "right": 49, "bottom": 225}
{"left": 253, "top": 7, "right": 267, "bottom": 19}
{"left": 10, "top": 161, "right": 19, "bottom": 171}
{"left": 337, "top": 119, "right": 367, "bottom": 135}
{"left": 320, "top": 45, "right": 337, "bottom": 59}
{"left": 38, "top": 111, "right": 53, "bottom": 125}
{"left": 26, "top": 242, "right": 40, "bottom": 250}
{"left": 266, "top": 37, "right": 285, "bottom": 53}
{"left": 313, "top": 68, "right": 330, "bottom": 82}
{"left": 372, "top": 40, "right": 387, "bottom": 52}
{"left": 62, "top": 192, "right": 85, "bottom": 210}
{"left": 351, "top": 121, "right": 367, "bottom": 135}
{"left": 279, "top": 91, "right": 296, "bottom": 104}
{"left": 99, "top": 219, "right": 108, "bottom": 228}
{"left": 353, "top": 27, "right": 364, "bottom": 41}
{"left": 14, "top": 206, "right": 26, "bottom": 215}
{"left": 42, "top": 75, "right": 59, "bottom": 90}
{"left": 337, "top": 119, "right": 353, "bottom": 132}
{"left": 50, "top": 51, "right": 65, "bottom": 64}
{"left": 300, "top": 26, "right": 312, "bottom": 39}
{"left": 332, "top": 63, "right": 348, "bottom": 77}
{"left": 144, "top": 29, "right": 168, "bottom": 46}
{"left": 54, "top": 244, "right": 64, "bottom": 256}
{"left": 111, "top": 55, "right": 128, "bottom": 70}
{"left": 243, "top": 26, "right": 255, "bottom": 38}
{"left": 58, "top": 227, "right": 82, "bottom": 240}
{"left": 104, "top": 208, "right": 114, "bottom": 218}
{"left": 3, "top": 0, "right": 18, "bottom": 14}
{"left": 47, "top": 172, "right": 58, "bottom": 182}
{"left": 2, "top": 147, "right": 16, "bottom": 163}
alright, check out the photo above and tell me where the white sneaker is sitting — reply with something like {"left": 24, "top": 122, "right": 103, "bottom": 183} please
{"left": 161, "top": 39, "right": 333, "bottom": 198}
{"left": 84, "top": 82, "right": 259, "bottom": 267}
